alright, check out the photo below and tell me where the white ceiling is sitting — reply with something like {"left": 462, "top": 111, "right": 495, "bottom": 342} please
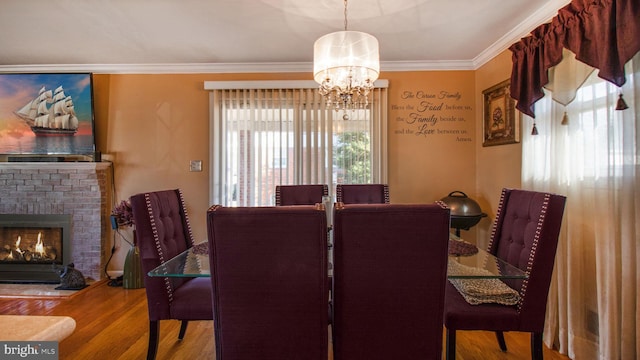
{"left": 0, "top": 0, "right": 570, "bottom": 73}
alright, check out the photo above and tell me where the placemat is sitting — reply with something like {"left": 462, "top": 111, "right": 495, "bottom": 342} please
{"left": 448, "top": 261, "right": 520, "bottom": 305}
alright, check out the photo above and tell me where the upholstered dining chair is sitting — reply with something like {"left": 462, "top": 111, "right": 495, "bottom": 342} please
{"left": 332, "top": 203, "right": 451, "bottom": 360}
{"left": 444, "top": 188, "right": 566, "bottom": 360}
{"left": 276, "top": 184, "right": 333, "bottom": 293}
{"left": 335, "top": 184, "right": 390, "bottom": 204}
{"left": 130, "top": 189, "right": 213, "bottom": 360}
{"left": 207, "top": 204, "right": 329, "bottom": 360}
{"left": 274, "top": 184, "right": 329, "bottom": 205}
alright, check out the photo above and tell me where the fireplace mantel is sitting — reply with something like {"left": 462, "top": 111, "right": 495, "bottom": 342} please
{"left": 0, "top": 162, "right": 110, "bottom": 171}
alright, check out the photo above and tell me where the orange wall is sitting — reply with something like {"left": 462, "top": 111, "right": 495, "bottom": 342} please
{"left": 93, "top": 53, "right": 519, "bottom": 269}
{"left": 387, "top": 70, "right": 476, "bottom": 203}
{"left": 474, "top": 50, "right": 523, "bottom": 248}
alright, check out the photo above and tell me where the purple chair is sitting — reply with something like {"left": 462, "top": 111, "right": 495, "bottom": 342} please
{"left": 275, "top": 184, "right": 329, "bottom": 205}
{"left": 335, "top": 184, "right": 390, "bottom": 204}
{"left": 332, "top": 203, "right": 451, "bottom": 360}
{"left": 444, "top": 188, "right": 566, "bottom": 360}
{"left": 275, "top": 184, "right": 333, "bottom": 295}
{"left": 130, "top": 189, "right": 213, "bottom": 360}
{"left": 207, "top": 205, "right": 329, "bottom": 360}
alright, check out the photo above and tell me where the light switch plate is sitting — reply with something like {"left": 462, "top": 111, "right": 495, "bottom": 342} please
{"left": 189, "top": 160, "right": 202, "bottom": 172}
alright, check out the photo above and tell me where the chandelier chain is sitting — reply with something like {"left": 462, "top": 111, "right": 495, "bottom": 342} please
{"left": 343, "top": 0, "right": 348, "bottom": 31}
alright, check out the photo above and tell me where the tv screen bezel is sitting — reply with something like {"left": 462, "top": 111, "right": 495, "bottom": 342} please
{"left": 0, "top": 72, "right": 97, "bottom": 161}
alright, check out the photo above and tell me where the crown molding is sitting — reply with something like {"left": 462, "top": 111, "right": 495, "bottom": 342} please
{"left": 473, "top": 0, "right": 571, "bottom": 68}
{"left": 0, "top": 62, "right": 312, "bottom": 74}
{"left": 0, "top": 60, "right": 476, "bottom": 74}
{"left": 381, "top": 60, "right": 475, "bottom": 71}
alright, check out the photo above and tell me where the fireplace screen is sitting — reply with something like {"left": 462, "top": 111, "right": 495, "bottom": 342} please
{"left": 0, "top": 226, "right": 62, "bottom": 264}
{"left": 0, "top": 214, "right": 71, "bottom": 283}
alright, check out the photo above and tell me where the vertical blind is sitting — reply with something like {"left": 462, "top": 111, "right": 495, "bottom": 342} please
{"left": 208, "top": 82, "right": 387, "bottom": 207}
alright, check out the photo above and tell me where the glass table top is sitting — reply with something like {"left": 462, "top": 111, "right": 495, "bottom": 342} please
{"left": 148, "top": 234, "right": 528, "bottom": 280}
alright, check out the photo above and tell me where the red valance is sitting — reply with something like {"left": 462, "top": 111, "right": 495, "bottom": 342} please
{"left": 509, "top": 0, "right": 640, "bottom": 117}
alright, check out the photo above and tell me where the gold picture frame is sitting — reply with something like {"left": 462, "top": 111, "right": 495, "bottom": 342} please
{"left": 482, "top": 79, "right": 520, "bottom": 147}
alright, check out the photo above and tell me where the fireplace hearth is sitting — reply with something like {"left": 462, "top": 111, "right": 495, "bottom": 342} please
{"left": 0, "top": 214, "right": 71, "bottom": 283}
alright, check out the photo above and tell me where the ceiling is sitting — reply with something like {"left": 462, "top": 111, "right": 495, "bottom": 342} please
{"left": 0, "top": 0, "right": 570, "bottom": 73}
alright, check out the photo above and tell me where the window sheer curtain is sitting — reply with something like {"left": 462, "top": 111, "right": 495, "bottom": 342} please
{"left": 208, "top": 82, "right": 387, "bottom": 207}
{"left": 522, "top": 53, "right": 639, "bottom": 359}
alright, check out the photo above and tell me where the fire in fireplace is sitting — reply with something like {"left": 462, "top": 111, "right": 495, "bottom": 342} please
{"left": 0, "top": 214, "right": 71, "bottom": 283}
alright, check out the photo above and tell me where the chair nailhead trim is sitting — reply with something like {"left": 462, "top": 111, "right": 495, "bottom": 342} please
{"left": 178, "top": 189, "right": 196, "bottom": 247}
{"left": 144, "top": 193, "right": 174, "bottom": 304}
{"left": 275, "top": 187, "right": 282, "bottom": 206}
{"left": 435, "top": 200, "right": 448, "bottom": 210}
{"left": 487, "top": 188, "right": 507, "bottom": 251}
{"left": 517, "top": 193, "right": 551, "bottom": 312}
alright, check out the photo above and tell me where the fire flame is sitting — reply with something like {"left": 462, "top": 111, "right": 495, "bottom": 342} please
{"left": 35, "top": 232, "right": 45, "bottom": 256}
{"left": 14, "top": 236, "right": 22, "bottom": 254}
{"left": 7, "top": 233, "right": 48, "bottom": 260}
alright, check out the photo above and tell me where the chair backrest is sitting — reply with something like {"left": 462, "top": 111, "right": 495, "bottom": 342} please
{"left": 275, "top": 184, "right": 329, "bottom": 206}
{"left": 332, "top": 203, "right": 450, "bottom": 360}
{"left": 207, "top": 205, "right": 328, "bottom": 360}
{"left": 488, "top": 188, "right": 566, "bottom": 329}
{"left": 335, "top": 184, "right": 390, "bottom": 204}
{"left": 130, "top": 189, "right": 196, "bottom": 320}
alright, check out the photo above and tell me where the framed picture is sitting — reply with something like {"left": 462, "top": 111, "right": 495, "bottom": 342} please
{"left": 482, "top": 79, "right": 519, "bottom": 147}
{"left": 0, "top": 73, "right": 96, "bottom": 159}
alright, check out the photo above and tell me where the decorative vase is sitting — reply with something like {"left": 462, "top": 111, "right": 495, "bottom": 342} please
{"left": 123, "top": 230, "right": 145, "bottom": 289}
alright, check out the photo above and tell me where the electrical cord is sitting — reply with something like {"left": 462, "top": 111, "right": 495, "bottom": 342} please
{"left": 104, "top": 227, "right": 134, "bottom": 286}
{"left": 103, "top": 159, "right": 126, "bottom": 287}
{"left": 115, "top": 228, "right": 134, "bottom": 247}
{"left": 104, "top": 242, "right": 122, "bottom": 287}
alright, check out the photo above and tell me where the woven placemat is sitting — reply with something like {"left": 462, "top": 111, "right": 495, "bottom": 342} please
{"left": 448, "top": 238, "right": 479, "bottom": 256}
{"left": 448, "top": 261, "right": 520, "bottom": 305}
{"left": 192, "top": 242, "right": 208, "bottom": 255}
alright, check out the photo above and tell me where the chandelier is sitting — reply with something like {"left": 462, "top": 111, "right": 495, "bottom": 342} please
{"left": 313, "top": 0, "right": 380, "bottom": 112}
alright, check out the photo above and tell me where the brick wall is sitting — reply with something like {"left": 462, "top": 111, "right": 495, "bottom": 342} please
{"left": 0, "top": 162, "right": 112, "bottom": 280}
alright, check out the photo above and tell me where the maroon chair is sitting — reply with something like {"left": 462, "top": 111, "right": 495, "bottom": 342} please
{"left": 335, "top": 184, "right": 389, "bottom": 204}
{"left": 275, "top": 184, "right": 329, "bottom": 205}
{"left": 332, "top": 203, "right": 450, "bottom": 360}
{"left": 130, "top": 189, "right": 213, "bottom": 360}
{"left": 207, "top": 205, "right": 328, "bottom": 360}
{"left": 444, "top": 188, "right": 567, "bottom": 360}
{"left": 275, "top": 184, "right": 333, "bottom": 297}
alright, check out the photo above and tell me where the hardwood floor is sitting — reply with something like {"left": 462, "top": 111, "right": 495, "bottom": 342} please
{"left": 0, "top": 281, "right": 570, "bottom": 359}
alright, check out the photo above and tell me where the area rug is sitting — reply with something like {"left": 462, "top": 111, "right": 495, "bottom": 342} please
{"left": 0, "top": 280, "right": 98, "bottom": 299}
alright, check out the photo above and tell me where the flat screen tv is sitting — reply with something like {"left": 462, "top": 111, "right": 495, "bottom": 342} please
{"left": 0, "top": 73, "right": 97, "bottom": 161}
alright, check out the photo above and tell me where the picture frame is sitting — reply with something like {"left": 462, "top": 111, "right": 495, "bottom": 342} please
{"left": 482, "top": 79, "right": 519, "bottom": 147}
{"left": 0, "top": 73, "right": 96, "bottom": 159}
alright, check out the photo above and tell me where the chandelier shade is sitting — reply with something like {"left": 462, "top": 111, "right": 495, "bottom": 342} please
{"left": 313, "top": 30, "right": 380, "bottom": 85}
{"left": 313, "top": 30, "right": 380, "bottom": 111}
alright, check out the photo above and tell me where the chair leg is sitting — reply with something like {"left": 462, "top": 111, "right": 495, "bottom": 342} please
{"left": 445, "top": 328, "right": 456, "bottom": 360}
{"left": 495, "top": 331, "right": 507, "bottom": 351}
{"left": 178, "top": 320, "right": 189, "bottom": 340}
{"left": 531, "top": 332, "right": 543, "bottom": 360}
{"left": 147, "top": 320, "right": 159, "bottom": 360}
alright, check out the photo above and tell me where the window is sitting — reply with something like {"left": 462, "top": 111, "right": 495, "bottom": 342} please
{"left": 522, "top": 54, "right": 638, "bottom": 359}
{"left": 207, "top": 81, "right": 388, "bottom": 206}
{"left": 523, "top": 69, "right": 636, "bottom": 187}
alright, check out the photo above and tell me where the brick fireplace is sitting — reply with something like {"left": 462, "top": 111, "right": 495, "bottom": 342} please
{"left": 0, "top": 162, "right": 112, "bottom": 281}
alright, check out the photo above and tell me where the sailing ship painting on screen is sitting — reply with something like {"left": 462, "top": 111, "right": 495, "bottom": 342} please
{"left": 0, "top": 73, "right": 96, "bottom": 158}
{"left": 15, "top": 85, "right": 79, "bottom": 136}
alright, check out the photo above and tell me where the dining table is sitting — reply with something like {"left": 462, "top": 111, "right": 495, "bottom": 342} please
{"left": 147, "top": 233, "right": 528, "bottom": 280}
